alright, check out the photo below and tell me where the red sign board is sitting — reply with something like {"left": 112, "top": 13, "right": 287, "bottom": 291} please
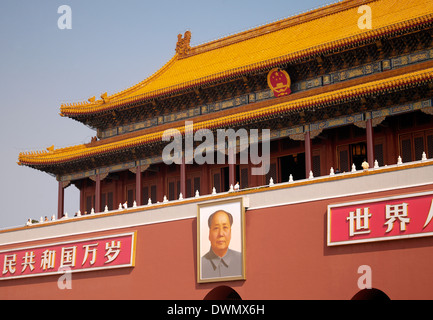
{"left": 0, "top": 232, "right": 136, "bottom": 280}
{"left": 327, "top": 192, "right": 433, "bottom": 246}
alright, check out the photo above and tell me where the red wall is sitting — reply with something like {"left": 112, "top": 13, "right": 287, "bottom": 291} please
{"left": 1, "top": 184, "right": 433, "bottom": 300}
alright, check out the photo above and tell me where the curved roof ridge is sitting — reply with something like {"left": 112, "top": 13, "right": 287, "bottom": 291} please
{"left": 187, "top": 0, "right": 367, "bottom": 57}
{"left": 60, "top": 54, "right": 179, "bottom": 114}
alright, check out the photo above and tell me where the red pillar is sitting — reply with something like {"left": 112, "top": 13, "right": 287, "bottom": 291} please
{"left": 180, "top": 155, "right": 186, "bottom": 198}
{"left": 201, "top": 163, "right": 209, "bottom": 195}
{"left": 366, "top": 118, "right": 374, "bottom": 167}
{"left": 228, "top": 147, "right": 235, "bottom": 188}
{"left": 95, "top": 174, "right": 101, "bottom": 213}
{"left": 305, "top": 131, "right": 312, "bottom": 178}
{"left": 158, "top": 165, "right": 166, "bottom": 202}
{"left": 57, "top": 181, "right": 64, "bottom": 219}
{"left": 136, "top": 165, "right": 142, "bottom": 206}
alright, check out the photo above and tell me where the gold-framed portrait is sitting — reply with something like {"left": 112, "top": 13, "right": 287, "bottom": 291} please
{"left": 197, "top": 197, "right": 246, "bottom": 283}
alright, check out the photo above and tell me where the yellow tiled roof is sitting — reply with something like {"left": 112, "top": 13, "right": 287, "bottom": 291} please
{"left": 19, "top": 66, "right": 433, "bottom": 167}
{"left": 60, "top": 0, "right": 433, "bottom": 116}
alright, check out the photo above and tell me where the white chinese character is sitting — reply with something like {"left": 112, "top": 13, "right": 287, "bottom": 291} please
{"left": 40, "top": 249, "right": 56, "bottom": 270}
{"left": 2, "top": 254, "right": 17, "bottom": 275}
{"left": 105, "top": 241, "right": 121, "bottom": 264}
{"left": 21, "top": 251, "right": 36, "bottom": 272}
{"left": 423, "top": 199, "right": 433, "bottom": 229}
{"left": 347, "top": 208, "right": 371, "bottom": 236}
{"left": 385, "top": 203, "right": 410, "bottom": 233}
{"left": 60, "top": 246, "right": 77, "bottom": 268}
{"left": 82, "top": 243, "right": 98, "bottom": 266}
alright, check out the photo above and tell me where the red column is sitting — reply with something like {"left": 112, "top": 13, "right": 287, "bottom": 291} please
{"left": 57, "top": 181, "right": 64, "bottom": 219}
{"left": 201, "top": 163, "right": 209, "bottom": 195}
{"left": 180, "top": 154, "right": 186, "bottom": 198}
{"left": 228, "top": 147, "right": 235, "bottom": 188}
{"left": 305, "top": 131, "right": 312, "bottom": 178}
{"left": 136, "top": 164, "right": 142, "bottom": 206}
{"left": 95, "top": 174, "right": 101, "bottom": 213}
{"left": 366, "top": 118, "right": 374, "bottom": 167}
{"left": 157, "top": 165, "right": 166, "bottom": 202}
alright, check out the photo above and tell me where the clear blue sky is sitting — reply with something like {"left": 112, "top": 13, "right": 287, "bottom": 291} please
{"left": 0, "top": 0, "right": 332, "bottom": 228}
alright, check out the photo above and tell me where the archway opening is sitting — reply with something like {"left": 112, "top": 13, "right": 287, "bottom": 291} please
{"left": 351, "top": 288, "right": 390, "bottom": 300}
{"left": 203, "top": 286, "right": 242, "bottom": 300}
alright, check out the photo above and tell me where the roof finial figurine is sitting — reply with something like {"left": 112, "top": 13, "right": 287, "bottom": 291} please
{"left": 175, "top": 30, "right": 192, "bottom": 56}
{"left": 101, "top": 92, "right": 109, "bottom": 103}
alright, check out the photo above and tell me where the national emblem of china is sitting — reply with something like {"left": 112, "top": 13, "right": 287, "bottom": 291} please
{"left": 267, "top": 68, "right": 291, "bottom": 97}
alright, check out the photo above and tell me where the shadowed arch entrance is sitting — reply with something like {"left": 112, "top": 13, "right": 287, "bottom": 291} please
{"left": 203, "top": 286, "right": 242, "bottom": 300}
{"left": 351, "top": 288, "right": 390, "bottom": 300}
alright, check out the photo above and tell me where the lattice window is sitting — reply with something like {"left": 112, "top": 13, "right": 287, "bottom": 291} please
{"left": 142, "top": 186, "right": 149, "bottom": 203}
{"left": 107, "top": 192, "right": 113, "bottom": 210}
{"left": 168, "top": 181, "right": 175, "bottom": 201}
{"left": 266, "top": 162, "right": 277, "bottom": 185}
{"left": 414, "top": 136, "right": 425, "bottom": 161}
{"left": 186, "top": 179, "right": 192, "bottom": 198}
{"left": 427, "top": 133, "right": 433, "bottom": 159}
{"left": 374, "top": 144, "right": 384, "bottom": 167}
{"left": 194, "top": 177, "right": 200, "bottom": 195}
{"left": 213, "top": 172, "right": 221, "bottom": 193}
{"left": 127, "top": 189, "right": 134, "bottom": 207}
{"left": 312, "top": 154, "right": 321, "bottom": 177}
{"left": 86, "top": 195, "right": 93, "bottom": 214}
{"left": 240, "top": 168, "right": 248, "bottom": 189}
{"left": 151, "top": 185, "right": 157, "bottom": 203}
{"left": 338, "top": 147, "right": 349, "bottom": 173}
{"left": 401, "top": 138, "right": 412, "bottom": 163}
{"left": 101, "top": 192, "right": 114, "bottom": 211}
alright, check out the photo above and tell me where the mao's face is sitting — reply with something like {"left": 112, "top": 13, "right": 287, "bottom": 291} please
{"left": 208, "top": 211, "right": 232, "bottom": 257}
